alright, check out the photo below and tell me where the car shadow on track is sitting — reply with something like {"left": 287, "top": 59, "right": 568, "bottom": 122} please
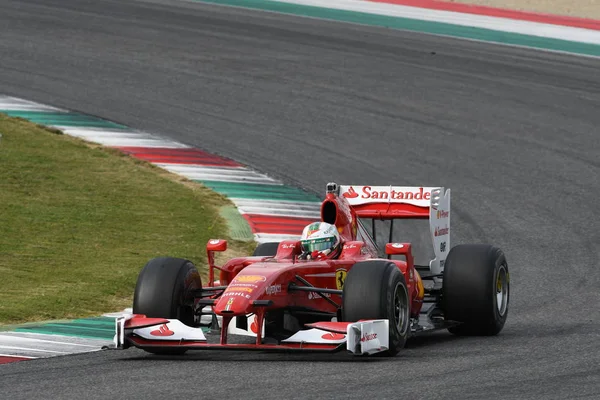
{"left": 113, "top": 331, "right": 465, "bottom": 363}
{"left": 118, "top": 351, "right": 379, "bottom": 363}
{"left": 404, "top": 331, "right": 463, "bottom": 349}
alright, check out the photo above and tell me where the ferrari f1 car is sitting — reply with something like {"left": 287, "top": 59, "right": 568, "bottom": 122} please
{"left": 114, "top": 183, "right": 510, "bottom": 357}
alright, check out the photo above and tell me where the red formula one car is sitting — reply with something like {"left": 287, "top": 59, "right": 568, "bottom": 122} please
{"left": 114, "top": 183, "right": 510, "bottom": 357}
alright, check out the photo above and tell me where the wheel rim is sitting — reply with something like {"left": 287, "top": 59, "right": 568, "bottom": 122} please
{"left": 495, "top": 265, "right": 509, "bottom": 316}
{"left": 393, "top": 282, "right": 409, "bottom": 335}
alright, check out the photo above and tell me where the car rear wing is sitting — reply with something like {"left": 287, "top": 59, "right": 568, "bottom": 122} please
{"left": 336, "top": 185, "right": 443, "bottom": 219}
{"left": 326, "top": 183, "right": 450, "bottom": 275}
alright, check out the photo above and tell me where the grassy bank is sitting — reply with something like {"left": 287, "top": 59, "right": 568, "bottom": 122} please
{"left": 0, "top": 114, "right": 254, "bottom": 324}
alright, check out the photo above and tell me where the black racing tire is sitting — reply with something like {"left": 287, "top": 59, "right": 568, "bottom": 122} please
{"left": 341, "top": 261, "right": 410, "bottom": 357}
{"left": 132, "top": 257, "right": 202, "bottom": 355}
{"left": 252, "top": 242, "right": 280, "bottom": 257}
{"left": 442, "top": 244, "right": 509, "bottom": 336}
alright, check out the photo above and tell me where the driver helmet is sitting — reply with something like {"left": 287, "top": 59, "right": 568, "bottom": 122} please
{"left": 300, "top": 222, "right": 341, "bottom": 260}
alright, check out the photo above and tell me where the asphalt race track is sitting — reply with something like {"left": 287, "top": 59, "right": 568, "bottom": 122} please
{"left": 1, "top": 0, "right": 600, "bottom": 398}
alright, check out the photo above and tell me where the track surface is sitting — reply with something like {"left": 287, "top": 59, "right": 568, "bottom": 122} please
{"left": 2, "top": 0, "right": 600, "bottom": 398}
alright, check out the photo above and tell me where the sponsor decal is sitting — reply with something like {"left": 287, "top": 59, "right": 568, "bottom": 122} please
{"left": 281, "top": 243, "right": 295, "bottom": 249}
{"left": 306, "top": 222, "right": 321, "bottom": 237}
{"left": 250, "top": 320, "right": 259, "bottom": 334}
{"left": 225, "top": 297, "right": 234, "bottom": 311}
{"left": 265, "top": 284, "right": 282, "bottom": 295}
{"left": 359, "top": 186, "right": 431, "bottom": 201}
{"left": 361, "top": 332, "right": 378, "bottom": 342}
{"left": 209, "top": 239, "right": 220, "bottom": 245}
{"left": 434, "top": 226, "right": 449, "bottom": 237}
{"left": 233, "top": 275, "right": 266, "bottom": 283}
{"left": 325, "top": 224, "right": 336, "bottom": 235}
{"left": 308, "top": 291, "right": 331, "bottom": 300}
{"left": 440, "top": 241, "right": 447, "bottom": 253}
{"left": 228, "top": 283, "right": 258, "bottom": 289}
{"left": 417, "top": 278, "right": 425, "bottom": 298}
{"left": 342, "top": 186, "right": 359, "bottom": 198}
{"left": 437, "top": 210, "right": 449, "bottom": 219}
{"left": 150, "top": 324, "right": 174, "bottom": 337}
{"left": 227, "top": 287, "right": 253, "bottom": 293}
{"left": 223, "top": 291, "right": 251, "bottom": 299}
{"left": 391, "top": 243, "right": 404, "bottom": 248}
{"left": 335, "top": 269, "right": 347, "bottom": 290}
{"left": 343, "top": 244, "right": 357, "bottom": 249}
{"left": 321, "top": 332, "right": 346, "bottom": 340}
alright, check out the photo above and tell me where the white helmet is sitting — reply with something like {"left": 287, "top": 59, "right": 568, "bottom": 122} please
{"left": 300, "top": 222, "right": 341, "bottom": 259}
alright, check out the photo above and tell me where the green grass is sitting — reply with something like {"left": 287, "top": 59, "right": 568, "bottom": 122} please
{"left": 0, "top": 114, "right": 255, "bottom": 324}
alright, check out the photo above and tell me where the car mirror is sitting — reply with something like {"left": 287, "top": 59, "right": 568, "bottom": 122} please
{"left": 385, "top": 242, "right": 411, "bottom": 255}
{"left": 207, "top": 239, "right": 227, "bottom": 252}
{"left": 385, "top": 243, "right": 414, "bottom": 269}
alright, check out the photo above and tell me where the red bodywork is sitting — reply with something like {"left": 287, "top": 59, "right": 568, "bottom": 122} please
{"left": 204, "top": 191, "right": 426, "bottom": 346}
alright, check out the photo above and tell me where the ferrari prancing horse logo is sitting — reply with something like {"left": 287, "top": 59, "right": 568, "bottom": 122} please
{"left": 335, "top": 269, "right": 347, "bottom": 290}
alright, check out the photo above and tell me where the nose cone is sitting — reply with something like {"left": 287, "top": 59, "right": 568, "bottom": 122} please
{"left": 215, "top": 274, "right": 268, "bottom": 315}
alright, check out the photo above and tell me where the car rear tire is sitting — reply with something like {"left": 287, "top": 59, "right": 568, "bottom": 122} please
{"left": 252, "top": 242, "right": 280, "bottom": 257}
{"left": 341, "top": 261, "right": 410, "bottom": 357}
{"left": 442, "top": 244, "right": 509, "bottom": 336}
{"left": 132, "top": 257, "right": 202, "bottom": 355}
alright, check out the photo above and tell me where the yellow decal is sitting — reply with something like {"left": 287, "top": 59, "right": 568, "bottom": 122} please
{"left": 335, "top": 269, "right": 347, "bottom": 290}
{"left": 415, "top": 271, "right": 425, "bottom": 299}
{"left": 225, "top": 297, "right": 234, "bottom": 311}
{"left": 417, "top": 277, "right": 425, "bottom": 299}
{"left": 233, "top": 275, "right": 266, "bottom": 283}
{"left": 226, "top": 286, "right": 253, "bottom": 293}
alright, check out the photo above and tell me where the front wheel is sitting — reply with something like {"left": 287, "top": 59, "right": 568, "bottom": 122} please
{"left": 341, "top": 261, "right": 410, "bottom": 356}
{"left": 442, "top": 244, "right": 509, "bottom": 336}
{"left": 132, "top": 257, "right": 202, "bottom": 354}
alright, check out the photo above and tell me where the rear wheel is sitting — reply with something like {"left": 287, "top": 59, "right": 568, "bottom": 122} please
{"left": 133, "top": 257, "right": 202, "bottom": 354}
{"left": 442, "top": 244, "right": 509, "bottom": 336}
{"left": 341, "top": 261, "right": 410, "bottom": 356}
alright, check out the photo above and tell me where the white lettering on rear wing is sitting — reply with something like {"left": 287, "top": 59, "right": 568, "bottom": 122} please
{"left": 429, "top": 188, "right": 451, "bottom": 275}
{"left": 338, "top": 185, "right": 439, "bottom": 208}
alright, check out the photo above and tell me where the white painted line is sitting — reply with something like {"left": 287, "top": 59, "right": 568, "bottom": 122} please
{"left": 231, "top": 199, "right": 321, "bottom": 209}
{"left": 49, "top": 127, "right": 191, "bottom": 148}
{"left": 0, "top": 345, "right": 67, "bottom": 354}
{"left": 0, "top": 96, "right": 65, "bottom": 112}
{"left": 0, "top": 353, "right": 36, "bottom": 359}
{"left": 66, "top": 132, "right": 150, "bottom": 141}
{"left": 83, "top": 137, "right": 190, "bottom": 148}
{"left": 0, "top": 333, "right": 103, "bottom": 347}
{"left": 230, "top": 198, "right": 320, "bottom": 218}
{"left": 272, "top": 0, "right": 600, "bottom": 45}
{"left": 0, "top": 104, "right": 63, "bottom": 112}
{"left": 233, "top": 204, "right": 321, "bottom": 218}
{"left": 59, "top": 129, "right": 148, "bottom": 139}
{"left": 153, "top": 164, "right": 248, "bottom": 174}
{"left": 153, "top": 164, "right": 281, "bottom": 184}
